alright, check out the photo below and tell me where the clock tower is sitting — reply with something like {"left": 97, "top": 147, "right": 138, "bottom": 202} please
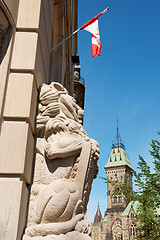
{"left": 104, "top": 123, "right": 133, "bottom": 239}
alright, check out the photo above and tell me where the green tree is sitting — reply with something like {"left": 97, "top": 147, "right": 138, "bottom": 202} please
{"left": 102, "top": 132, "right": 160, "bottom": 240}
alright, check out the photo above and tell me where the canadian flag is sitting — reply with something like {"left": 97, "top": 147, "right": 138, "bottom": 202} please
{"left": 50, "top": 8, "right": 109, "bottom": 55}
{"left": 81, "top": 19, "right": 101, "bottom": 57}
{"left": 81, "top": 8, "right": 108, "bottom": 57}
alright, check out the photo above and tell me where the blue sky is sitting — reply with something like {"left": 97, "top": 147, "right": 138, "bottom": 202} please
{"left": 77, "top": 0, "right": 160, "bottom": 221}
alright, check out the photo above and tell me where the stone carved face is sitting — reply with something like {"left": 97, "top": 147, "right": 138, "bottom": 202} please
{"left": 37, "top": 82, "right": 84, "bottom": 134}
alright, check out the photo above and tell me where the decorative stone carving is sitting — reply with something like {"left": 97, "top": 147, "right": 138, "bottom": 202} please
{"left": 23, "top": 82, "right": 100, "bottom": 240}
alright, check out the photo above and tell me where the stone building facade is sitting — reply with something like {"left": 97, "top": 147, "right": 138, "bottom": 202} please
{"left": 0, "top": 1, "right": 96, "bottom": 240}
{"left": 92, "top": 128, "right": 138, "bottom": 240}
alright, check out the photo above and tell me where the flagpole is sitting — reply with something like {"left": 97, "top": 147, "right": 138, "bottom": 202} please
{"left": 50, "top": 28, "right": 81, "bottom": 51}
{"left": 101, "top": 7, "right": 109, "bottom": 14}
{"left": 50, "top": 7, "right": 109, "bottom": 52}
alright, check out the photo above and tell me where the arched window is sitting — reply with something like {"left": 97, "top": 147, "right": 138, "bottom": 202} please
{"left": 130, "top": 222, "right": 136, "bottom": 239}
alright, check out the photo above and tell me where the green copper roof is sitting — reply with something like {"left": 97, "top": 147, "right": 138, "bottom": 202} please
{"left": 122, "top": 202, "right": 160, "bottom": 218}
{"left": 156, "top": 208, "right": 160, "bottom": 215}
{"left": 121, "top": 201, "right": 140, "bottom": 216}
{"left": 104, "top": 147, "right": 133, "bottom": 169}
{"left": 103, "top": 215, "right": 107, "bottom": 222}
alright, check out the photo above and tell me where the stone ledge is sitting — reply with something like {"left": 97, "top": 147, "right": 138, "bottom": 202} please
{"left": 23, "top": 232, "right": 92, "bottom": 240}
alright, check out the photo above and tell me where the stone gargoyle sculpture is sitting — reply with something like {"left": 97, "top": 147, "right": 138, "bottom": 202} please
{"left": 23, "top": 82, "right": 100, "bottom": 240}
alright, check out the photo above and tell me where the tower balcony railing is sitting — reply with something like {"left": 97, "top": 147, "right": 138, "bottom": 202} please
{"left": 78, "top": 76, "right": 85, "bottom": 85}
{"left": 74, "top": 75, "right": 85, "bottom": 109}
{"left": 112, "top": 142, "right": 125, "bottom": 150}
{"left": 74, "top": 75, "right": 85, "bottom": 86}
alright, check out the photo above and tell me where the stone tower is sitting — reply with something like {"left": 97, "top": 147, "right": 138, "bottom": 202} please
{"left": 91, "top": 204, "right": 103, "bottom": 240}
{"left": 104, "top": 124, "right": 133, "bottom": 240}
{"left": 91, "top": 124, "right": 138, "bottom": 240}
{"left": 94, "top": 203, "right": 103, "bottom": 223}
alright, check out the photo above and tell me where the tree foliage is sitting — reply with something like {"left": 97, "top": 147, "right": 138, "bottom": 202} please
{"left": 102, "top": 132, "right": 160, "bottom": 240}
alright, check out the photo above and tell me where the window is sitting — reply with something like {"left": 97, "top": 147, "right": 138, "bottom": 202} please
{"left": 130, "top": 223, "right": 136, "bottom": 239}
{"left": 118, "top": 196, "right": 122, "bottom": 203}
{"left": 113, "top": 197, "right": 117, "bottom": 203}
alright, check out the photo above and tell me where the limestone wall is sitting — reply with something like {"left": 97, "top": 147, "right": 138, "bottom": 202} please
{"left": 0, "top": 1, "right": 78, "bottom": 239}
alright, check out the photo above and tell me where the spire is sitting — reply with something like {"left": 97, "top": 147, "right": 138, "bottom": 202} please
{"left": 93, "top": 203, "right": 102, "bottom": 223}
{"left": 105, "top": 118, "right": 133, "bottom": 170}
{"left": 112, "top": 117, "right": 125, "bottom": 150}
